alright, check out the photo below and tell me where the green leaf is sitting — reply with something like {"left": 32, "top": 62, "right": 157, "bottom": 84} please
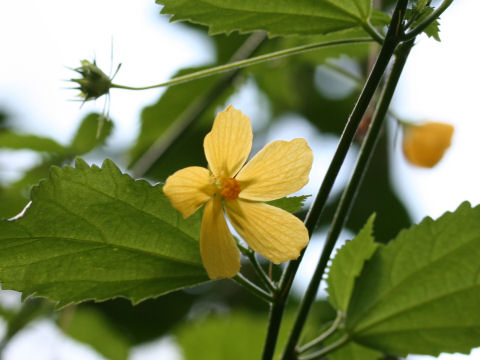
{"left": 129, "top": 66, "right": 221, "bottom": 168}
{"left": 176, "top": 311, "right": 267, "bottom": 360}
{"left": 176, "top": 301, "right": 335, "bottom": 360}
{"left": 158, "top": 0, "right": 375, "bottom": 37}
{"left": 407, "top": 6, "right": 441, "bottom": 42}
{"left": 416, "top": 0, "right": 429, "bottom": 11}
{"left": 69, "top": 113, "right": 113, "bottom": 155}
{"left": 346, "top": 202, "right": 480, "bottom": 356}
{"left": 267, "top": 195, "right": 310, "bottom": 214}
{"left": 0, "top": 131, "right": 66, "bottom": 153}
{"left": 328, "top": 333, "right": 382, "bottom": 360}
{"left": 327, "top": 214, "right": 378, "bottom": 312}
{"left": 2, "top": 299, "right": 53, "bottom": 345}
{"left": 0, "top": 158, "right": 208, "bottom": 307}
{"left": 61, "top": 307, "right": 130, "bottom": 360}
{"left": 90, "top": 292, "right": 196, "bottom": 344}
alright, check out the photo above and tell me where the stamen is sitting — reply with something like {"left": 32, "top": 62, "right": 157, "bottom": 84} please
{"left": 220, "top": 177, "right": 241, "bottom": 201}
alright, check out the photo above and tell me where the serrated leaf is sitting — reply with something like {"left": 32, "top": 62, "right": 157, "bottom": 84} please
{"left": 61, "top": 307, "right": 130, "bottom": 360}
{"left": 70, "top": 113, "right": 113, "bottom": 155}
{"left": 327, "top": 214, "right": 378, "bottom": 312}
{"left": 158, "top": 0, "right": 375, "bottom": 37}
{"left": 423, "top": 19, "right": 440, "bottom": 41}
{"left": 267, "top": 195, "right": 310, "bottom": 214}
{"left": 0, "top": 131, "right": 66, "bottom": 153}
{"left": 408, "top": 6, "right": 441, "bottom": 42}
{"left": 0, "top": 158, "right": 208, "bottom": 307}
{"left": 346, "top": 202, "right": 480, "bottom": 356}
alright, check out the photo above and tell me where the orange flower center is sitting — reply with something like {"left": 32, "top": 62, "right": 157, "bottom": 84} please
{"left": 220, "top": 177, "right": 241, "bottom": 201}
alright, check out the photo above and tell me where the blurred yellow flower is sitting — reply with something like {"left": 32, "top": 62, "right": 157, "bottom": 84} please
{"left": 402, "top": 121, "right": 454, "bottom": 168}
{"left": 163, "top": 106, "right": 313, "bottom": 279}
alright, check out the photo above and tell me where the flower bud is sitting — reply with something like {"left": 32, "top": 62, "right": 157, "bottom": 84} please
{"left": 402, "top": 121, "right": 454, "bottom": 168}
{"left": 71, "top": 60, "right": 112, "bottom": 101}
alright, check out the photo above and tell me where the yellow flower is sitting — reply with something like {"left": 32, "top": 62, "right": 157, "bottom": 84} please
{"left": 163, "top": 106, "right": 313, "bottom": 279}
{"left": 402, "top": 121, "right": 454, "bottom": 168}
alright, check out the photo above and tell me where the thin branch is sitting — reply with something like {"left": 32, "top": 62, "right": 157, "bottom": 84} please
{"left": 299, "top": 334, "right": 350, "bottom": 360}
{"left": 111, "top": 38, "right": 372, "bottom": 91}
{"left": 233, "top": 274, "right": 274, "bottom": 304}
{"left": 297, "top": 311, "right": 344, "bottom": 354}
{"left": 361, "top": 20, "right": 385, "bottom": 44}
{"left": 250, "top": 254, "right": 277, "bottom": 293}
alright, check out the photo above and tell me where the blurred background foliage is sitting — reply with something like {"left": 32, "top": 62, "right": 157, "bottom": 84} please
{"left": 0, "top": 1, "right": 411, "bottom": 358}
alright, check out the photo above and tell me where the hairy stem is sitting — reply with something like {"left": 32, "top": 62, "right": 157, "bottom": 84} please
{"left": 112, "top": 38, "right": 371, "bottom": 92}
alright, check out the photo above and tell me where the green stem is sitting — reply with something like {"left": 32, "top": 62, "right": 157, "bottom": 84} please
{"left": 233, "top": 274, "right": 274, "bottom": 303}
{"left": 266, "top": 2, "right": 409, "bottom": 359}
{"left": 112, "top": 38, "right": 371, "bottom": 91}
{"left": 249, "top": 253, "right": 277, "bottom": 294}
{"left": 299, "top": 334, "right": 350, "bottom": 360}
{"left": 403, "top": 0, "right": 454, "bottom": 40}
{"left": 323, "top": 61, "right": 364, "bottom": 87}
{"left": 297, "top": 311, "right": 344, "bottom": 354}
{"left": 238, "top": 242, "right": 277, "bottom": 293}
{"left": 361, "top": 20, "right": 385, "bottom": 44}
{"left": 283, "top": 37, "right": 416, "bottom": 360}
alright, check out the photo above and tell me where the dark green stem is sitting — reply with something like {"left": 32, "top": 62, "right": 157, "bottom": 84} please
{"left": 261, "top": 2, "right": 409, "bottom": 359}
{"left": 283, "top": 38, "right": 416, "bottom": 360}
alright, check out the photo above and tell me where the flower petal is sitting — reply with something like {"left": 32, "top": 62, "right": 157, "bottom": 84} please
{"left": 402, "top": 121, "right": 454, "bottom": 168}
{"left": 204, "top": 106, "right": 253, "bottom": 179}
{"left": 163, "top": 166, "right": 215, "bottom": 219}
{"left": 236, "top": 138, "right": 313, "bottom": 201}
{"left": 201, "top": 197, "right": 241, "bottom": 279}
{"left": 226, "top": 200, "right": 309, "bottom": 264}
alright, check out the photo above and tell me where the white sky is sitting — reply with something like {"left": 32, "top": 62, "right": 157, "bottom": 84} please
{"left": 0, "top": 0, "right": 479, "bottom": 359}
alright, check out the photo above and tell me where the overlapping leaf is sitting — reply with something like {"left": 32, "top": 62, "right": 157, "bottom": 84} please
{"left": 61, "top": 307, "right": 130, "bottom": 360}
{"left": 327, "top": 215, "right": 378, "bottom": 312}
{"left": 267, "top": 195, "right": 310, "bottom": 214}
{"left": 329, "top": 334, "right": 382, "bottom": 360}
{"left": 0, "top": 132, "right": 66, "bottom": 153}
{"left": 0, "top": 158, "right": 208, "bottom": 307}
{"left": 158, "top": 0, "right": 384, "bottom": 37}
{"left": 346, "top": 202, "right": 480, "bottom": 356}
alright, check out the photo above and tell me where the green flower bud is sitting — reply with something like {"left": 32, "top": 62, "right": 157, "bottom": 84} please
{"left": 71, "top": 60, "right": 112, "bottom": 101}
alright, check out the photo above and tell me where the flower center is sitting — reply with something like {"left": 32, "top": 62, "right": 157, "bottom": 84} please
{"left": 220, "top": 177, "right": 241, "bottom": 201}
